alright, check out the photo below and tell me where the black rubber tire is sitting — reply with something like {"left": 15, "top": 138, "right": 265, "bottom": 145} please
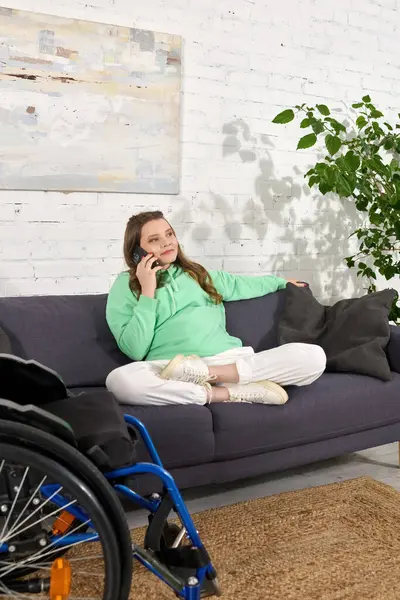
{"left": 0, "top": 419, "right": 133, "bottom": 600}
{"left": 0, "top": 441, "right": 121, "bottom": 599}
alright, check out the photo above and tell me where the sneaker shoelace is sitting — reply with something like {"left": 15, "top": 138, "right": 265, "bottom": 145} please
{"left": 204, "top": 382, "right": 213, "bottom": 404}
{"left": 182, "top": 365, "right": 211, "bottom": 386}
{"left": 229, "top": 387, "right": 263, "bottom": 403}
{"left": 240, "top": 390, "right": 264, "bottom": 401}
{"left": 182, "top": 355, "right": 216, "bottom": 385}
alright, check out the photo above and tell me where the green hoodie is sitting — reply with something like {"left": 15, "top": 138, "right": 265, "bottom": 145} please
{"left": 106, "top": 265, "right": 287, "bottom": 361}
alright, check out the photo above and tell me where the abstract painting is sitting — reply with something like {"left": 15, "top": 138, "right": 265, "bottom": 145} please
{"left": 0, "top": 7, "right": 182, "bottom": 193}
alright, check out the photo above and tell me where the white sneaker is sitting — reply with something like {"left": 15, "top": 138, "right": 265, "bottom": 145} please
{"left": 226, "top": 380, "right": 288, "bottom": 405}
{"left": 160, "top": 354, "right": 213, "bottom": 386}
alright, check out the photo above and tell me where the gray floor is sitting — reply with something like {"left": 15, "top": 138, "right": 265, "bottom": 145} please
{"left": 127, "top": 442, "right": 400, "bottom": 529}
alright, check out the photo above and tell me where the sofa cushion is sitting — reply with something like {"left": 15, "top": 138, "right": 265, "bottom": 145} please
{"left": 0, "top": 295, "right": 130, "bottom": 388}
{"left": 121, "top": 404, "right": 215, "bottom": 469}
{"left": 210, "top": 371, "right": 400, "bottom": 461}
{"left": 224, "top": 290, "right": 285, "bottom": 351}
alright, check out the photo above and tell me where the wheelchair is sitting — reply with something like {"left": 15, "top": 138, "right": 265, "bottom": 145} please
{"left": 0, "top": 357, "right": 221, "bottom": 600}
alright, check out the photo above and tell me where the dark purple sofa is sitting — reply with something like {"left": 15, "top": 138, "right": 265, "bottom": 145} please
{"left": 0, "top": 290, "right": 399, "bottom": 492}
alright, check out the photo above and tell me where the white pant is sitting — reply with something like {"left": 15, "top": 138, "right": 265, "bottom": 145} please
{"left": 106, "top": 343, "right": 326, "bottom": 406}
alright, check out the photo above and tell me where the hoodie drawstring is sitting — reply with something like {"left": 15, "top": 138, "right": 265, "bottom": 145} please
{"left": 165, "top": 268, "right": 178, "bottom": 314}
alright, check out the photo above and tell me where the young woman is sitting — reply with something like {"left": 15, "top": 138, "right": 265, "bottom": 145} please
{"left": 106, "top": 211, "right": 326, "bottom": 406}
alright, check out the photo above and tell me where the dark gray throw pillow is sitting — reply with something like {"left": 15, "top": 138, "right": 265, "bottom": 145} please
{"left": 278, "top": 285, "right": 397, "bottom": 381}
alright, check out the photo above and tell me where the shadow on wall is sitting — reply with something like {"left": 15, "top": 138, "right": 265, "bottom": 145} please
{"left": 211, "top": 118, "right": 365, "bottom": 303}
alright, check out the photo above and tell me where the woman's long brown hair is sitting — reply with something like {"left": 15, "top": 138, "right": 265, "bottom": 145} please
{"left": 123, "top": 211, "right": 223, "bottom": 304}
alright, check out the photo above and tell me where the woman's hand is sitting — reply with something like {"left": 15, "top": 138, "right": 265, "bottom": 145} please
{"left": 136, "top": 254, "right": 163, "bottom": 298}
{"left": 286, "top": 278, "right": 309, "bottom": 287}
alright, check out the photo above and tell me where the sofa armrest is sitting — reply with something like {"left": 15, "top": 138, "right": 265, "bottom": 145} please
{"left": 388, "top": 326, "right": 400, "bottom": 374}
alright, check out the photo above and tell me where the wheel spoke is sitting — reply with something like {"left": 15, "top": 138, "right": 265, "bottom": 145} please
{"left": 0, "top": 468, "right": 29, "bottom": 540}
{"left": 0, "top": 592, "right": 48, "bottom": 600}
{"left": 2, "top": 561, "right": 105, "bottom": 578}
{"left": 6, "top": 476, "right": 47, "bottom": 537}
{"left": 0, "top": 519, "right": 92, "bottom": 577}
{"left": 0, "top": 579, "right": 49, "bottom": 598}
{"left": 1, "top": 493, "right": 76, "bottom": 545}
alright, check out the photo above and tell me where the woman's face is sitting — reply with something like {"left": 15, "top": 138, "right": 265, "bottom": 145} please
{"left": 140, "top": 219, "right": 179, "bottom": 267}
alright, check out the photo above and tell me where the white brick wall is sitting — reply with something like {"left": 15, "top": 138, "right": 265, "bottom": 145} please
{"left": 1, "top": 0, "right": 399, "bottom": 303}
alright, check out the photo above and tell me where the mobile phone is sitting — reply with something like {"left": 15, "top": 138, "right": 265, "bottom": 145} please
{"left": 132, "top": 245, "right": 160, "bottom": 268}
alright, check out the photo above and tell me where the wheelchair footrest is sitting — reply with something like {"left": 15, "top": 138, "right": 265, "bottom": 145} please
{"left": 133, "top": 544, "right": 185, "bottom": 590}
{"left": 133, "top": 545, "right": 218, "bottom": 598}
{"left": 162, "top": 564, "right": 220, "bottom": 598}
{"left": 158, "top": 546, "right": 210, "bottom": 569}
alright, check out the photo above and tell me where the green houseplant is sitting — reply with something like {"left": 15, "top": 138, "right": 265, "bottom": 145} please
{"left": 273, "top": 95, "right": 400, "bottom": 323}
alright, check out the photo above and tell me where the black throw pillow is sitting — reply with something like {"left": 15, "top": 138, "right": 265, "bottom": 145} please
{"left": 278, "top": 285, "right": 397, "bottom": 381}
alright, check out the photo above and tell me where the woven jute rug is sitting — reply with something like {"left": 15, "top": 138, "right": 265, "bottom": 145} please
{"left": 72, "top": 476, "right": 400, "bottom": 599}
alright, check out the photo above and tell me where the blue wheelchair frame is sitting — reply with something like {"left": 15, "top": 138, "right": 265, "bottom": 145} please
{"left": 0, "top": 414, "right": 214, "bottom": 600}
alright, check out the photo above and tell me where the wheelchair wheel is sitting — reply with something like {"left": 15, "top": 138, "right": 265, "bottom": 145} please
{"left": 0, "top": 419, "right": 133, "bottom": 600}
{"left": 0, "top": 442, "right": 122, "bottom": 599}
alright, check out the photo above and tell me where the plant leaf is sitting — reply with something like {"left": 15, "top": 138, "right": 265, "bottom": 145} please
{"left": 368, "top": 155, "right": 387, "bottom": 177}
{"left": 272, "top": 109, "right": 295, "bottom": 124}
{"left": 312, "top": 120, "right": 324, "bottom": 134}
{"left": 352, "top": 103, "right": 363, "bottom": 108}
{"left": 365, "top": 268, "right": 377, "bottom": 280}
{"left": 316, "top": 104, "right": 330, "bottom": 116}
{"left": 390, "top": 186, "right": 400, "bottom": 206}
{"left": 362, "top": 95, "right": 371, "bottom": 103}
{"left": 297, "top": 133, "right": 317, "bottom": 149}
{"left": 308, "top": 175, "right": 320, "bottom": 188}
{"left": 319, "top": 182, "right": 331, "bottom": 194}
{"left": 383, "top": 137, "right": 394, "bottom": 150}
{"left": 383, "top": 265, "right": 398, "bottom": 279}
{"left": 336, "top": 156, "right": 347, "bottom": 170}
{"left": 325, "top": 117, "right": 346, "bottom": 134}
{"left": 370, "top": 109, "right": 384, "bottom": 119}
{"left": 356, "top": 116, "right": 367, "bottom": 129}
{"left": 325, "top": 134, "right": 342, "bottom": 156}
{"left": 336, "top": 173, "right": 355, "bottom": 197}
{"left": 372, "top": 121, "right": 384, "bottom": 135}
{"left": 300, "top": 118, "right": 311, "bottom": 128}
{"left": 344, "top": 151, "right": 361, "bottom": 171}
